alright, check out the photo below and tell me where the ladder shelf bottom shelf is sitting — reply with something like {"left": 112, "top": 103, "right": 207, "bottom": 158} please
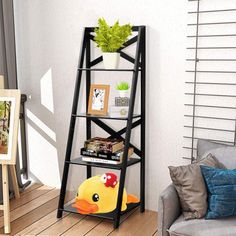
{"left": 60, "top": 202, "right": 141, "bottom": 220}
{"left": 66, "top": 157, "right": 141, "bottom": 169}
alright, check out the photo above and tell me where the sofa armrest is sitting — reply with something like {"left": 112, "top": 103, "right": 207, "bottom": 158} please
{"left": 158, "top": 184, "right": 181, "bottom": 236}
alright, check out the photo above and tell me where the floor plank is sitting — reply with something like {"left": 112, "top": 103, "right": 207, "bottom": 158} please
{"left": 38, "top": 213, "right": 84, "bottom": 235}
{"left": 85, "top": 219, "right": 113, "bottom": 236}
{"left": 11, "top": 186, "right": 53, "bottom": 211}
{"left": 0, "top": 188, "right": 59, "bottom": 228}
{"left": 61, "top": 216, "right": 102, "bottom": 236}
{"left": 109, "top": 210, "right": 157, "bottom": 236}
{"left": 15, "top": 210, "right": 69, "bottom": 236}
{"left": 20, "top": 183, "right": 43, "bottom": 195}
{"left": 15, "top": 193, "right": 74, "bottom": 236}
{"left": 3, "top": 197, "right": 59, "bottom": 235}
{"left": 85, "top": 208, "right": 138, "bottom": 236}
{"left": 0, "top": 185, "right": 53, "bottom": 218}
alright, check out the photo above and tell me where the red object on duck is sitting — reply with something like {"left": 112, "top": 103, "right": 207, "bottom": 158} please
{"left": 101, "top": 172, "right": 118, "bottom": 188}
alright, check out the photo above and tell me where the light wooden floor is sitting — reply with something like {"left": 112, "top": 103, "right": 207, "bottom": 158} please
{"left": 0, "top": 183, "right": 157, "bottom": 236}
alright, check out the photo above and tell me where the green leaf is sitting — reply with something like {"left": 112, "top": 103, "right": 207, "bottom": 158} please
{"left": 94, "top": 18, "right": 132, "bottom": 52}
{"left": 116, "top": 82, "right": 130, "bottom": 90}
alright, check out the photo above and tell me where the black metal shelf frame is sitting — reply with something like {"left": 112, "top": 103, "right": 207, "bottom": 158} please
{"left": 57, "top": 26, "right": 146, "bottom": 229}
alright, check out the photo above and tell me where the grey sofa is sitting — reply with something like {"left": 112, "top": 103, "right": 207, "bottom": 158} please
{"left": 158, "top": 140, "right": 236, "bottom": 236}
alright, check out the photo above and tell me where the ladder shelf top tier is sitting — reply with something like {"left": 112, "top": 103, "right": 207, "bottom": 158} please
{"left": 77, "top": 68, "right": 140, "bottom": 72}
{"left": 85, "top": 25, "right": 145, "bottom": 32}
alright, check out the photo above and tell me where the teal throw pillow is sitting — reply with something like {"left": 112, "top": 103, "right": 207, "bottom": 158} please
{"left": 201, "top": 165, "right": 236, "bottom": 219}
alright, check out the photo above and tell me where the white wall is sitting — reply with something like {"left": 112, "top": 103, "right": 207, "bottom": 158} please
{"left": 14, "top": 0, "right": 190, "bottom": 211}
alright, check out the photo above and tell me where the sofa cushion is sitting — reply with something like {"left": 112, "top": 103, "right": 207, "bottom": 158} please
{"left": 197, "top": 139, "right": 236, "bottom": 169}
{"left": 168, "top": 154, "right": 223, "bottom": 220}
{"left": 169, "top": 214, "right": 236, "bottom": 236}
{"left": 201, "top": 166, "right": 236, "bottom": 219}
{"left": 197, "top": 139, "right": 227, "bottom": 158}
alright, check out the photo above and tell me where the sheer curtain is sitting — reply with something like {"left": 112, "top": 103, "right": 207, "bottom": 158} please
{"left": 0, "top": 0, "right": 17, "bottom": 89}
{"left": 0, "top": 0, "right": 30, "bottom": 189}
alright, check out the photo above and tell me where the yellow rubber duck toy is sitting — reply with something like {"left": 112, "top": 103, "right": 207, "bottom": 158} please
{"left": 72, "top": 172, "right": 139, "bottom": 214}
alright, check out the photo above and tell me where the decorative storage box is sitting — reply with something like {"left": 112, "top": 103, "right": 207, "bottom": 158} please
{"left": 115, "top": 97, "right": 129, "bottom": 106}
{"left": 109, "top": 106, "right": 129, "bottom": 118}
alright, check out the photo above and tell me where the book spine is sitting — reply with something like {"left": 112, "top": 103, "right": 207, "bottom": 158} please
{"left": 80, "top": 149, "right": 122, "bottom": 161}
{"left": 84, "top": 143, "right": 115, "bottom": 153}
{"left": 98, "top": 153, "right": 121, "bottom": 160}
{"left": 81, "top": 149, "right": 98, "bottom": 157}
{"left": 82, "top": 157, "right": 120, "bottom": 165}
{"left": 84, "top": 138, "right": 123, "bottom": 153}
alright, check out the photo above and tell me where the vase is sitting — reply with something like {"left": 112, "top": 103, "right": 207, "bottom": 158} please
{"left": 118, "top": 90, "right": 129, "bottom": 98}
{"left": 102, "top": 52, "right": 120, "bottom": 69}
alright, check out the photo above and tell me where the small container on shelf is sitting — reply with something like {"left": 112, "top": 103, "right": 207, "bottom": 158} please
{"left": 109, "top": 106, "right": 129, "bottom": 118}
{"left": 115, "top": 97, "right": 129, "bottom": 107}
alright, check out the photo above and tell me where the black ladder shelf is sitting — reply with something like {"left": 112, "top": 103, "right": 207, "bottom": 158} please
{"left": 57, "top": 25, "right": 146, "bottom": 229}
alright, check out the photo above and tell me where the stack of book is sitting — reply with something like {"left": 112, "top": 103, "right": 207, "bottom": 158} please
{"left": 81, "top": 137, "right": 134, "bottom": 164}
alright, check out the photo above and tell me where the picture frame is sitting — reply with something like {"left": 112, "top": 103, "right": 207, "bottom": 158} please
{"left": 88, "top": 84, "right": 110, "bottom": 115}
{"left": 0, "top": 90, "right": 21, "bottom": 165}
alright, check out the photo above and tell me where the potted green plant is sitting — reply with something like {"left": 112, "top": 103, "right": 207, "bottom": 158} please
{"left": 94, "top": 18, "right": 132, "bottom": 69}
{"left": 116, "top": 82, "right": 130, "bottom": 97}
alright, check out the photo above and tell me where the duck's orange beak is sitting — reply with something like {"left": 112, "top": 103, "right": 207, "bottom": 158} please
{"left": 72, "top": 198, "right": 98, "bottom": 214}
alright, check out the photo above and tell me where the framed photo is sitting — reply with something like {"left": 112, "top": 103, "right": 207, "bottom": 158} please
{"left": 88, "top": 84, "right": 110, "bottom": 115}
{"left": 0, "top": 90, "right": 21, "bottom": 164}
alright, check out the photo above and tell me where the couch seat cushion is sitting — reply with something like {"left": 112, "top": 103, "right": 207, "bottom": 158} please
{"left": 169, "top": 214, "right": 236, "bottom": 236}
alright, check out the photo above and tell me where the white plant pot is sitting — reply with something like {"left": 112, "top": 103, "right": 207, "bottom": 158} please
{"left": 118, "top": 90, "right": 129, "bottom": 98}
{"left": 102, "top": 52, "right": 120, "bottom": 69}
